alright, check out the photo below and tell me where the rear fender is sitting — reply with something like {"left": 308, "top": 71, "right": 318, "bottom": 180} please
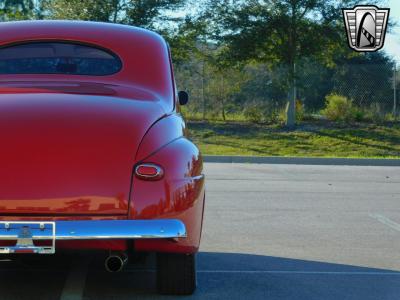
{"left": 130, "top": 137, "right": 205, "bottom": 253}
{"left": 135, "top": 113, "right": 187, "bottom": 162}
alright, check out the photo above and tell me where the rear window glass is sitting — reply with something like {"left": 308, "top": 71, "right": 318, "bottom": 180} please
{"left": 0, "top": 42, "right": 122, "bottom": 75}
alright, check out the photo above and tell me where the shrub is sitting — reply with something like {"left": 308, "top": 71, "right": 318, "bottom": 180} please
{"left": 201, "top": 130, "right": 214, "bottom": 138}
{"left": 243, "top": 101, "right": 279, "bottom": 124}
{"left": 296, "top": 99, "right": 305, "bottom": 122}
{"left": 279, "top": 100, "right": 305, "bottom": 125}
{"left": 243, "top": 102, "right": 265, "bottom": 123}
{"left": 322, "top": 94, "right": 358, "bottom": 123}
{"left": 352, "top": 109, "right": 365, "bottom": 122}
{"left": 278, "top": 107, "right": 287, "bottom": 124}
{"left": 362, "top": 103, "right": 387, "bottom": 123}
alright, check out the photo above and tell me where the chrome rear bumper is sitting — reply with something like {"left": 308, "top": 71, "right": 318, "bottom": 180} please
{"left": 0, "top": 219, "right": 186, "bottom": 254}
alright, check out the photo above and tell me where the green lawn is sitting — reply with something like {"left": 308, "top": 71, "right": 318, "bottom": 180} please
{"left": 188, "top": 121, "right": 400, "bottom": 158}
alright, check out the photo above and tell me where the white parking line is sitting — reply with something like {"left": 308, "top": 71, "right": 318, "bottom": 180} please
{"left": 60, "top": 258, "right": 89, "bottom": 300}
{"left": 369, "top": 213, "right": 400, "bottom": 232}
{"left": 124, "top": 269, "right": 400, "bottom": 275}
{"left": 197, "top": 270, "right": 400, "bottom": 275}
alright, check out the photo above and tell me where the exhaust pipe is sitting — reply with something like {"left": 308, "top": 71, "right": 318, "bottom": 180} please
{"left": 105, "top": 252, "right": 128, "bottom": 273}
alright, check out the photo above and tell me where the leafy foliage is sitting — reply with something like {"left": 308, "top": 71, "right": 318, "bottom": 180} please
{"left": 332, "top": 52, "right": 394, "bottom": 110}
{"left": 243, "top": 101, "right": 279, "bottom": 124}
{"left": 204, "top": 1, "right": 362, "bottom": 68}
{"left": 321, "top": 93, "right": 359, "bottom": 123}
{"left": 42, "top": 0, "right": 185, "bottom": 26}
{"left": 0, "top": 0, "right": 38, "bottom": 20}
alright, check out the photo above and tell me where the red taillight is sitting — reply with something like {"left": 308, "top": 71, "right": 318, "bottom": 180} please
{"left": 135, "top": 163, "right": 164, "bottom": 181}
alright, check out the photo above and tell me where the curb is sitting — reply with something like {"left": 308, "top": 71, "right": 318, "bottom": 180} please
{"left": 203, "top": 155, "right": 400, "bottom": 166}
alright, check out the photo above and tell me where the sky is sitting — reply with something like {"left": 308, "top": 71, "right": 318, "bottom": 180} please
{"left": 384, "top": 0, "right": 400, "bottom": 63}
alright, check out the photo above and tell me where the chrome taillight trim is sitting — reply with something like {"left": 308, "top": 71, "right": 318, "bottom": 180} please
{"left": 134, "top": 163, "right": 164, "bottom": 180}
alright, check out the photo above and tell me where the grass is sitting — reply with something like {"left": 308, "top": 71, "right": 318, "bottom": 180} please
{"left": 187, "top": 120, "right": 400, "bottom": 158}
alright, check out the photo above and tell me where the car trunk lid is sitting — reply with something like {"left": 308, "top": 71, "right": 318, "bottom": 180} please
{"left": 0, "top": 91, "right": 165, "bottom": 215}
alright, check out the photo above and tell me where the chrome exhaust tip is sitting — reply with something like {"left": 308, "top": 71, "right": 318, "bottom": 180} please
{"left": 105, "top": 252, "right": 128, "bottom": 273}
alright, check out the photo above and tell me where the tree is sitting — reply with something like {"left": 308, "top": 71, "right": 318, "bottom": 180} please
{"left": 332, "top": 52, "right": 394, "bottom": 111}
{"left": 43, "top": 0, "right": 189, "bottom": 66}
{"left": 204, "top": 0, "right": 376, "bottom": 127}
{"left": 0, "top": 0, "right": 37, "bottom": 21}
{"left": 43, "top": 0, "right": 186, "bottom": 27}
{"left": 124, "top": 0, "right": 184, "bottom": 29}
{"left": 42, "top": 0, "right": 120, "bottom": 22}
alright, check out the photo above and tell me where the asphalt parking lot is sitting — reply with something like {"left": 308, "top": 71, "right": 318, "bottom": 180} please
{"left": 1, "top": 162, "right": 400, "bottom": 300}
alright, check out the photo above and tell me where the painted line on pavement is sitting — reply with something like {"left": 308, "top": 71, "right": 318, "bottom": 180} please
{"left": 124, "top": 269, "right": 400, "bottom": 275}
{"left": 197, "top": 270, "right": 400, "bottom": 275}
{"left": 204, "top": 155, "right": 400, "bottom": 166}
{"left": 369, "top": 213, "right": 400, "bottom": 232}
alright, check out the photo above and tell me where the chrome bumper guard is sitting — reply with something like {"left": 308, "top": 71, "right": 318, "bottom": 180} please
{"left": 0, "top": 220, "right": 186, "bottom": 254}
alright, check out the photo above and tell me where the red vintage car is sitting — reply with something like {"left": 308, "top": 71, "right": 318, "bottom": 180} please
{"left": 0, "top": 20, "right": 205, "bottom": 295}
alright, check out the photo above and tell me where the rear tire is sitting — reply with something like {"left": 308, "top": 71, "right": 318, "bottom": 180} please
{"left": 157, "top": 252, "right": 196, "bottom": 295}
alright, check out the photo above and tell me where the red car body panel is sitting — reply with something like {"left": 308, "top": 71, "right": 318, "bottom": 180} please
{"left": 0, "top": 92, "right": 165, "bottom": 215}
{"left": 0, "top": 21, "right": 175, "bottom": 110}
{"left": 0, "top": 21, "right": 205, "bottom": 254}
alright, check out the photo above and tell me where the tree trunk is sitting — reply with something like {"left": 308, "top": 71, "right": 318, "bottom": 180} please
{"left": 221, "top": 74, "right": 226, "bottom": 121}
{"left": 113, "top": 0, "right": 119, "bottom": 23}
{"left": 202, "top": 60, "right": 206, "bottom": 120}
{"left": 394, "top": 64, "right": 398, "bottom": 118}
{"left": 286, "top": 1, "right": 297, "bottom": 129}
{"left": 286, "top": 63, "right": 296, "bottom": 128}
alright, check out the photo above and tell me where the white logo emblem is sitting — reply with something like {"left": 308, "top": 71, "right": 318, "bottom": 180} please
{"left": 342, "top": 5, "right": 389, "bottom": 52}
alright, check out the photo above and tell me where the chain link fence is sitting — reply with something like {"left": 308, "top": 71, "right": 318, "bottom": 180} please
{"left": 176, "top": 59, "right": 399, "bottom": 123}
{"left": 298, "top": 62, "right": 398, "bottom": 117}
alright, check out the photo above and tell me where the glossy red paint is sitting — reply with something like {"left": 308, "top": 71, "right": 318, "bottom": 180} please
{"left": 132, "top": 138, "right": 205, "bottom": 253}
{"left": 0, "top": 21, "right": 175, "bottom": 111}
{"left": 0, "top": 21, "right": 205, "bottom": 254}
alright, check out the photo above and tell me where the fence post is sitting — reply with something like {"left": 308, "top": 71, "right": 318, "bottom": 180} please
{"left": 394, "top": 63, "right": 397, "bottom": 119}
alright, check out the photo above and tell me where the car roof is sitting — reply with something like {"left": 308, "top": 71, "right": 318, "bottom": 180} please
{"left": 0, "top": 21, "right": 174, "bottom": 110}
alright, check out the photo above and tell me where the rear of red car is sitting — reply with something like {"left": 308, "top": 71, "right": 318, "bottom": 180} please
{"left": 0, "top": 21, "right": 205, "bottom": 295}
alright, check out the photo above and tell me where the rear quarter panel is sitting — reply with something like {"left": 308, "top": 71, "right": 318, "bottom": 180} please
{"left": 131, "top": 114, "right": 205, "bottom": 253}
